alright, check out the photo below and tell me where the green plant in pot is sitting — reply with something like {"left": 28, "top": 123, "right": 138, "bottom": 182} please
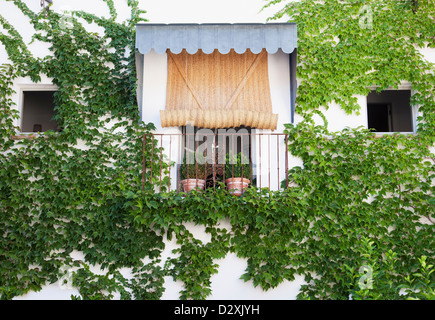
{"left": 180, "top": 151, "right": 209, "bottom": 193}
{"left": 225, "top": 152, "right": 252, "bottom": 196}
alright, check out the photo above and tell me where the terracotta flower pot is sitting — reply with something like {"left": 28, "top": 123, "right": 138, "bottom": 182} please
{"left": 225, "top": 177, "right": 250, "bottom": 196}
{"left": 181, "top": 179, "right": 206, "bottom": 193}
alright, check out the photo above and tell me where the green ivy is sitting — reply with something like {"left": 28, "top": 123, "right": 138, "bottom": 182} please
{"left": 262, "top": 0, "right": 435, "bottom": 299}
{"left": 0, "top": 0, "right": 434, "bottom": 300}
{"left": 0, "top": 0, "right": 168, "bottom": 300}
{"left": 265, "top": 0, "right": 435, "bottom": 139}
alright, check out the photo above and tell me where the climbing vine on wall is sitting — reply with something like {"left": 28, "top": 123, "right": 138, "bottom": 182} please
{"left": 0, "top": 0, "right": 434, "bottom": 300}
{"left": 0, "top": 0, "right": 170, "bottom": 300}
{"left": 262, "top": 0, "right": 435, "bottom": 299}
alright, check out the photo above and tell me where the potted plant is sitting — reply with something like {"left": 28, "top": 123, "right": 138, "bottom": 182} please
{"left": 179, "top": 151, "right": 209, "bottom": 193}
{"left": 224, "top": 152, "right": 251, "bottom": 196}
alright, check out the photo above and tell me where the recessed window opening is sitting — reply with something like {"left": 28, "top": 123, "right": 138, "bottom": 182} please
{"left": 181, "top": 124, "right": 253, "bottom": 188}
{"left": 21, "top": 91, "right": 59, "bottom": 133}
{"left": 367, "top": 90, "right": 413, "bottom": 133}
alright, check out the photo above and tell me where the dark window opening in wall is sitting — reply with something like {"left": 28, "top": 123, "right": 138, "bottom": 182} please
{"left": 21, "top": 91, "right": 59, "bottom": 132}
{"left": 367, "top": 90, "right": 413, "bottom": 132}
{"left": 181, "top": 125, "right": 253, "bottom": 188}
{"left": 181, "top": 125, "right": 252, "bottom": 161}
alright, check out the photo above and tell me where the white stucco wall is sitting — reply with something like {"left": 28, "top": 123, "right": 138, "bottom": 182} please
{"left": 2, "top": 0, "right": 435, "bottom": 301}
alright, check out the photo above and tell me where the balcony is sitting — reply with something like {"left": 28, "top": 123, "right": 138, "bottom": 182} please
{"left": 142, "top": 131, "right": 290, "bottom": 193}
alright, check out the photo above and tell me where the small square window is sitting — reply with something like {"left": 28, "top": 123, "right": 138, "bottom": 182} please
{"left": 21, "top": 90, "right": 59, "bottom": 133}
{"left": 367, "top": 90, "right": 413, "bottom": 133}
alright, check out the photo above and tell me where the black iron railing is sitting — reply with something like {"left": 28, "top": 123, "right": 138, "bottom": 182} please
{"left": 142, "top": 132, "right": 289, "bottom": 193}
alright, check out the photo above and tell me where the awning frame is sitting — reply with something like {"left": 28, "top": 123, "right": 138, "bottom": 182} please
{"left": 135, "top": 23, "right": 298, "bottom": 126}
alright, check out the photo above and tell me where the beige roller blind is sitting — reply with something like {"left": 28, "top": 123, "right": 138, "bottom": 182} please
{"left": 161, "top": 49, "right": 278, "bottom": 130}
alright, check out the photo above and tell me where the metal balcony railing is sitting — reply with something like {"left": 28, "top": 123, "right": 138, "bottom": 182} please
{"left": 142, "top": 131, "right": 289, "bottom": 193}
